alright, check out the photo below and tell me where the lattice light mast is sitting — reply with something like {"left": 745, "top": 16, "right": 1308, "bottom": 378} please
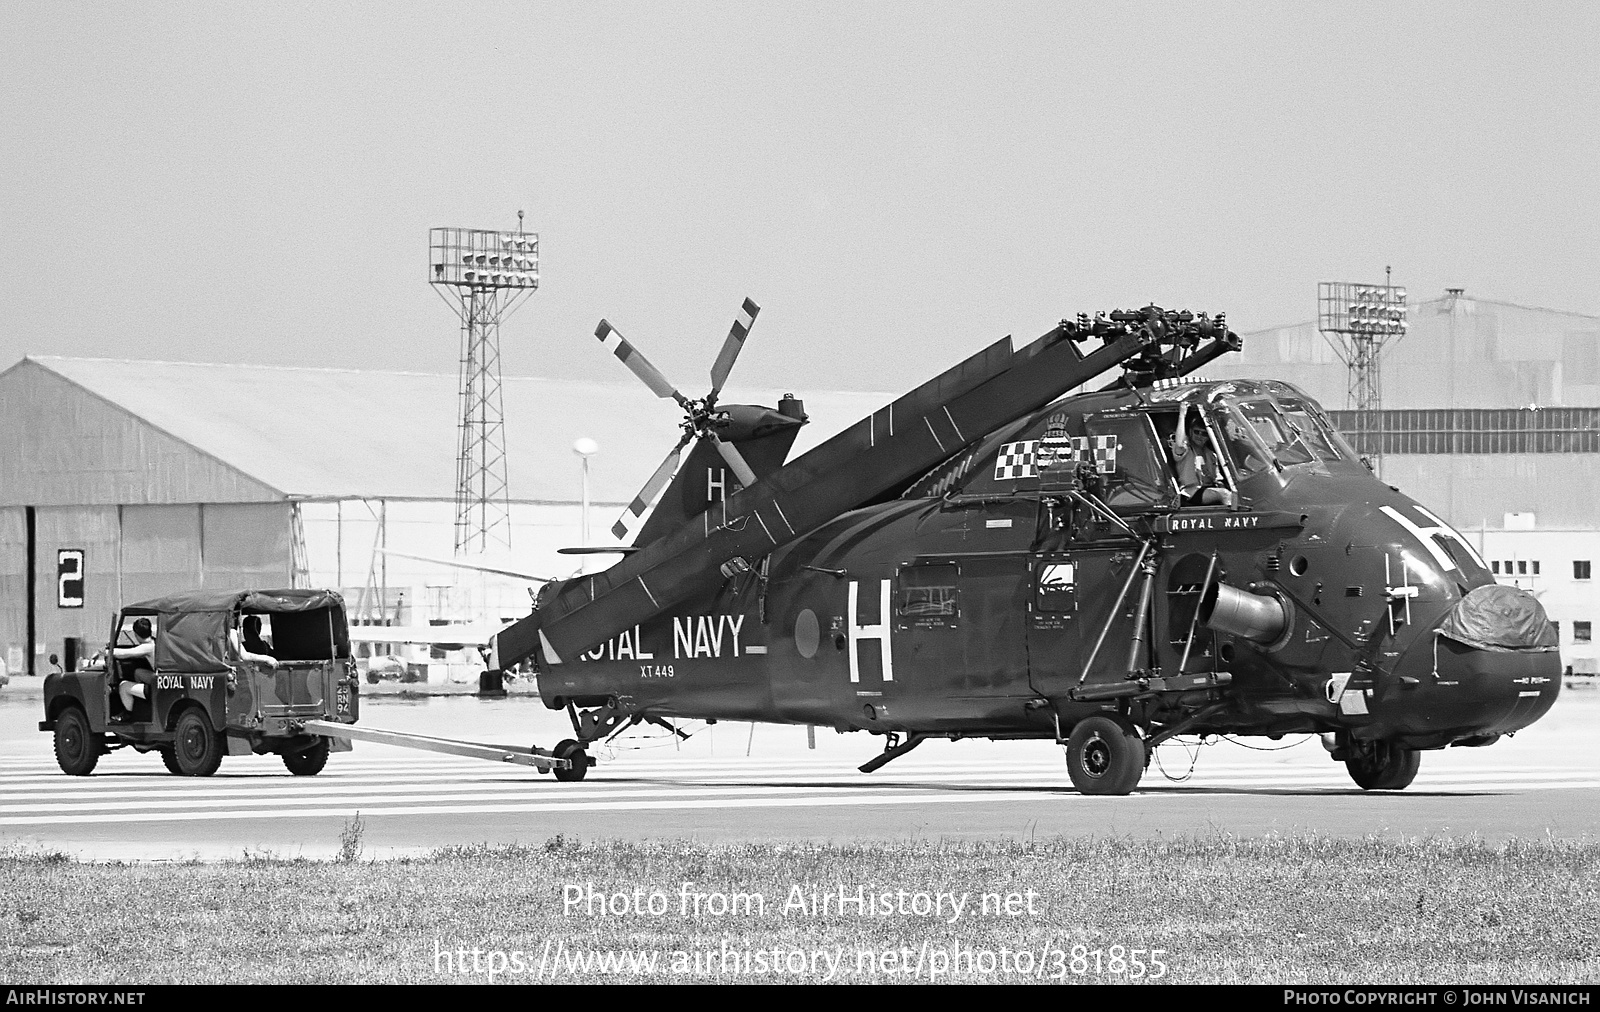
{"left": 1318, "top": 271, "right": 1407, "bottom": 476}
{"left": 429, "top": 217, "right": 539, "bottom": 554}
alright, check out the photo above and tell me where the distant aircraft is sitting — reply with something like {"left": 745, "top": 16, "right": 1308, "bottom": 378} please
{"left": 375, "top": 548, "right": 553, "bottom": 583}
{"left": 346, "top": 623, "right": 499, "bottom": 650}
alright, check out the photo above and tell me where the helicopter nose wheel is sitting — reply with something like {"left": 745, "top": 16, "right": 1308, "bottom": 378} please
{"left": 1343, "top": 740, "right": 1420, "bottom": 791}
{"left": 552, "top": 739, "right": 591, "bottom": 783}
{"left": 1065, "top": 714, "right": 1145, "bottom": 795}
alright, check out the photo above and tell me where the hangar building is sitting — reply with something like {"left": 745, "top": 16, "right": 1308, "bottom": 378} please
{"left": 0, "top": 356, "right": 881, "bottom": 676}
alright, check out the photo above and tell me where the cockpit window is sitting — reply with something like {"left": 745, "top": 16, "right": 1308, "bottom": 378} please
{"left": 1213, "top": 405, "right": 1275, "bottom": 478}
{"left": 1231, "top": 398, "right": 1315, "bottom": 467}
{"left": 1084, "top": 413, "right": 1173, "bottom": 509}
{"left": 1279, "top": 397, "right": 1360, "bottom": 463}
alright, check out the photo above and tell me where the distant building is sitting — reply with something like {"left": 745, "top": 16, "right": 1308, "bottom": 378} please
{"left": 0, "top": 356, "right": 883, "bottom": 676}
{"left": 1220, "top": 291, "right": 1600, "bottom": 673}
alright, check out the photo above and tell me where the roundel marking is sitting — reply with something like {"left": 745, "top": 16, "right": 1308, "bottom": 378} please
{"left": 794, "top": 608, "right": 820, "bottom": 659}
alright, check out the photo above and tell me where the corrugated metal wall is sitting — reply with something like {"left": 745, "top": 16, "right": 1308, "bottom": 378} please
{"left": 1228, "top": 297, "right": 1600, "bottom": 411}
{"left": 0, "top": 361, "right": 283, "bottom": 507}
{"left": 14, "top": 503, "right": 294, "bottom": 673}
{"left": 0, "top": 362, "right": 297, "bottom": 671}
{"left": 1383, "top": 454, "right": 1600, "bottom": 531}
{"left": 0, "top": 507, "right": 24, "bottom": 674}
{"left": 199, "top": 503, "right": 293, "bottom": 589}
{"left": 31, "top": 506, "right": 121, "bottom": 669}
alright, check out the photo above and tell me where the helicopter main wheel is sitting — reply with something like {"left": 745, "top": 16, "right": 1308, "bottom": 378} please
{"left": 1344, "top": 741, "right": 1421, "bottom": 791}
{"left": 160, "top": 746, "right": 183, "bottom": 776}
{"left": 172, "top": 709, "right": 224, "bottom": 777}
{"left": 1065, "top": 714, "right": 1145, "bottom": 795}
{"left": 53, "top": 706, "right": 100, "bottom": 776}
{"left": 552, "top": 739, "right": 590, "bottom": 783}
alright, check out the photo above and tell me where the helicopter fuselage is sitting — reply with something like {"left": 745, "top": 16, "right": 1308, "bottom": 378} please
{"left": 535, "top": 379, "right": 1561, "bottom": 760}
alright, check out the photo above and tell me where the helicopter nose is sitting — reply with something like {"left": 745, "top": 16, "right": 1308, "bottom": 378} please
{"left": 1375, "top": 585, "right": 1562, "bottom": 745}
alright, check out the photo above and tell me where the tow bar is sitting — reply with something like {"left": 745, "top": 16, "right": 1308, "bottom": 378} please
{"left": 301, "top": 720, "right": 573, "bottom": 774}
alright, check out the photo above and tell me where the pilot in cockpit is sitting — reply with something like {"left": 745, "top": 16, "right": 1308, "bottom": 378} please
{"left": 1173, "top": 404, "right": 1234, "bottom": 507}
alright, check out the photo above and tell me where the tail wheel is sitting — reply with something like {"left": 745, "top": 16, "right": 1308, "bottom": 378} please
{"left": 1345, "top": 741, "right": 1421, "bottom": 791}
{"left": 53, "top": 706, "right": 99, "bottom": 776}
{"left": 172, "top": 709, "right": 224, "bottom": 777}
{"left": 1065, "top": 714, "right": 1145, "bottom": 795}
{"left": 283, "top": 738, "right": 330, "bottom": 776}
{"left": 160, "top": 747, "right": 183, "bottom": 776}
{"left": 552, "top": 739, "right": 590, "bottom": 783}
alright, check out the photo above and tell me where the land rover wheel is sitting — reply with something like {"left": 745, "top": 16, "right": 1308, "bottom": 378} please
{"left": 283, "top": 738, "right": 330, "bottom": 776}
{"left": 53, "top": 706, "right": 99, "bottom": 776}
{"left": 160, "top": 747, "right": 183, "bottom": 775}
{"left": 173, "top": 709, "right": 224, "bottom": 777}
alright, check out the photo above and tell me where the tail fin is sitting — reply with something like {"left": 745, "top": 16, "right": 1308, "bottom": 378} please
{"left": 629, "top": 395, "right": 807, "bottom": 547}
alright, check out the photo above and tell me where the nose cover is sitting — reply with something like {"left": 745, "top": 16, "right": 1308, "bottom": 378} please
{"left": 1437, "top": 584, "right": 1559, "bottom": 653}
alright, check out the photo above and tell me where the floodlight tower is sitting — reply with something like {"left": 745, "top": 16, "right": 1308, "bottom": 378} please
{"left": 1318, "top": 269, "right": 1408, "bottom": 476}
{"left": 429, "top": 216, "right": 539, "bottom": 554}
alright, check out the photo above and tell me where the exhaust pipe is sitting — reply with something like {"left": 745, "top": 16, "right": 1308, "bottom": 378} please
{"left": 1200, "top": 582, "right": 1288, "bottom": 646}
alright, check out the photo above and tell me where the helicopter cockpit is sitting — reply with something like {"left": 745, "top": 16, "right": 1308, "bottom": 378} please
{"left": 946, "top": 379, "right": 1359, "bottom": 511}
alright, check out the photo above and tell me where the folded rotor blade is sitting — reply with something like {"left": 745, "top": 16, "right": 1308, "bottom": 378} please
{"left": 708, "top": 297, "right": 760, "bottom": 400}
{"left": 595, "top": 320, "right": 687, "bottom": 405}
{"left": 611, "top": 438, "right": 689, "bottom": 541}
{"left": 710, "top": 433, "right": 759, "bottom": 488}
{"left": 497, "top": 323, "right": 1177, "bottom": 667}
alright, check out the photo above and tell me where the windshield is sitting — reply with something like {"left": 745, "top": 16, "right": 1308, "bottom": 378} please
{"left": 1275, "top": 396, "right": 1358, "bottom": 463}
{"left": 1214, "top": 400, "right": 1278, "bottom": 477}
{"left": 1218, "top": 397, "right": 1319, "bottom": 471}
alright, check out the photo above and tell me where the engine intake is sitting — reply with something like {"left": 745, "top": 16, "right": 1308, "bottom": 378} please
{"left": 1200, "top": 582, "right": 1289, "bottom": 648}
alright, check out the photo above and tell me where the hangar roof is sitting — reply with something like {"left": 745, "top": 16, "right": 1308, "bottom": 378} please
{"left": 7, "top": 356, "right": 890, "bottom": 504}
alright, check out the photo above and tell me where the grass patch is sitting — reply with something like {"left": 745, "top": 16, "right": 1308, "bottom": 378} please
{"left": 1, "top": 834, "right": 1596, "bottom": 984}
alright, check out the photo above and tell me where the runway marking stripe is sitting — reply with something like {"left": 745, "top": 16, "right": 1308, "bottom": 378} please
{"left": 0, "top": 790, "right": 1043, "bottom": 825}
{"left": 3, "top": 766, "right": 1592, "bottom": 805}
{"left": 7, "top": 777, "right": 1600, "bottom": 827}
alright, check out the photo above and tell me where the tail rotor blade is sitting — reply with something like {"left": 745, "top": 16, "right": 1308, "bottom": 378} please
{"left": 611, "top": 439, "right": 688, "bottom": 542}
{"left": 596, "top": 320, "right": 687, "bottom": 405}
{"left": 708, "top": 297, "right": 760, "bottom": 399}
{"left": 710, "top": 433, "right": 759, "bottom": 488}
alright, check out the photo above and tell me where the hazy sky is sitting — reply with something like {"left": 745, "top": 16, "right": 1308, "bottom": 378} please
{"left": 3, "top": 2, "right": 1596, "bottom": 396}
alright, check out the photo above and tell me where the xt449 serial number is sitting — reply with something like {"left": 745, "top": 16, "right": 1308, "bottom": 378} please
{"left": 1069, "top": 946, "right": 1166, "bottom": 978}
{"left": 639, "top": 665, "right": 675, "bottom": 679}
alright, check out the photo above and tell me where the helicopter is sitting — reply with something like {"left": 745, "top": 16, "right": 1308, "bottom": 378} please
{"left": 489, "top": 302, "right": 1561, "bottom": 794}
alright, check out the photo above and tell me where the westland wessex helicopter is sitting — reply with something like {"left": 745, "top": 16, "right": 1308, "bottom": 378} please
{"left": 489, "top": 302, "right": 1561, "bottom": 795}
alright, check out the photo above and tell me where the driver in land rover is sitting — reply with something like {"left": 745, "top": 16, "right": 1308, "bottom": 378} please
{"left": 112, "top": 617, "right": 156, "bottom": 717}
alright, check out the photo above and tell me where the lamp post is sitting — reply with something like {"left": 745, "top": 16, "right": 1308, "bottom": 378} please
{"left": 573, "top": 438, "right": 599, "bottom": 550}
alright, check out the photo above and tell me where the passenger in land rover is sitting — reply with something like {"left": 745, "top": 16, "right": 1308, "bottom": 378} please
{"left": 234, "top": 615, "right": 279, "bottom": 670}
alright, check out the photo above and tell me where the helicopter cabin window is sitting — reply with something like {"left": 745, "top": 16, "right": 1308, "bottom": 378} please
{"left": 1083, "top": 414, "right": 1172, "bottom": 509}
{"left": 1036, "top": 561, "right": 1076, "bottom": 612}
{"left": 896, "top": 563, "right": 959, "bottom": 630}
